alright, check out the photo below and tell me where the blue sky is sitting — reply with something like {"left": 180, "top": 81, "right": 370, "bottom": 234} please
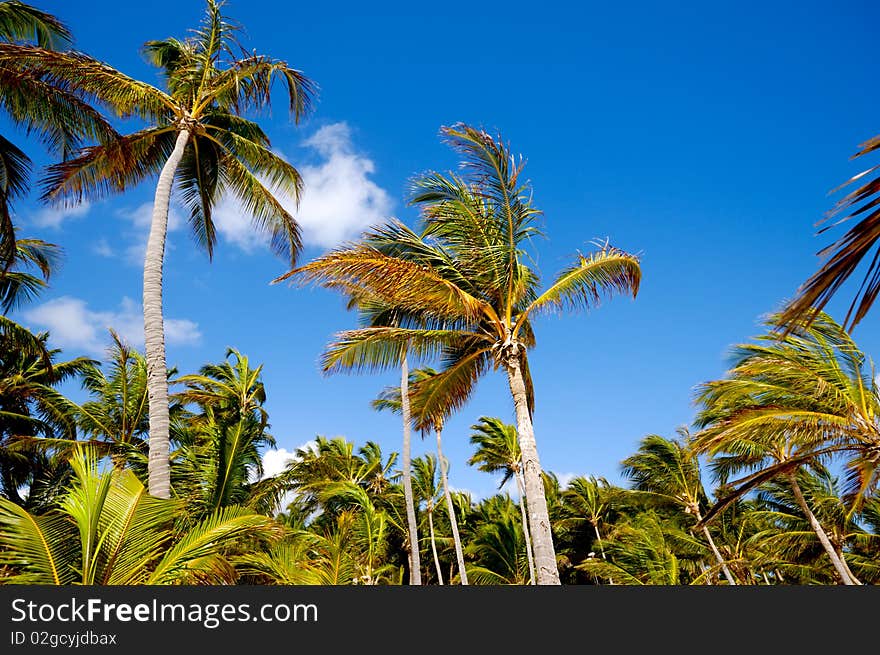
{"left": 8, "top": 0, "right": 880, "bottom": 498}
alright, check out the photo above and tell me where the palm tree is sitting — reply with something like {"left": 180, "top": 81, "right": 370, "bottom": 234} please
{"left": 779, "top": 131, "right": 880, "bottom": 331}
{"left": 468, "top": 416, "right": 535, "bottom": 584}
{"left": 465, "top": 495, "right": 532, "bottom": 585}
{"left": 373, "top": 366, "right": 468, "bottom": 584}
{"left": 278, "top": 125, "right": 641, "bottom": 583}
{"left": 0, "top": 1, "right": 117, "bottom": 267}
{"left": 621, "top": 431, "right": 738, "bottom": 584}
{"left": 3, "top": 0, "right": 315, "bottom": 498}
{"left": 173, "top": 348, "right": 275, "bottom": 515}
{"left": 0, "top": 445, "right": 283, "bottom": 584}
{"left": 411, "top": 454, "right": 447, "bottom": 584}
{"left": 557, "top": 475, "right": 621, "bottom": 583}
{"left": 76, "top": 330, "right": 151, "bottom": 471}
{"left": 749, "top": 470, "right": 868, "bottom": 585}
{"left": 0, "top": 328, "right": 92, "bottom": 506}
{"left": 691, "top": 312, "right": 880, "bottom": 584}
{"left": 575, "top": 511, "right": 707, "bottom": 585}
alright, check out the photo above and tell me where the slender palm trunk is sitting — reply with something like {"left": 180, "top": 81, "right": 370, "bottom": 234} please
{"left": 838, "top": 548, "right": 862, "bottom": 585}
{"left": 435, "top": 427, "right": 468, "bottom": 584}
{"left": 505, "top": 354, "right": 560, "bottom": 585}
{"left": 427, "top": 507, "right": 443, "bottom": 585}
{"left": 788, "top": 472, "right": 858, "bottom": 585}
{"left": 693, "top": 510, "right": 736, "bottom": 585}
{"left": 145, "top": 128, "right": 189, "bottom": 499}
{"left": 515, "top": 471, "right": 536, "bottom": 585}
{"left": 400, "top": 351, "right": 421, "bottom": 584}
{"left": 592, "top": 522, "right": 615, "bottom": 585}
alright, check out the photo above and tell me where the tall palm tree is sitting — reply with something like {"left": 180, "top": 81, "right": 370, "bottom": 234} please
{"left": 780, "top": 131, "right": 880, "bottom": 331}
{"left": 691, "top": 312, "right": 880, "bottom": 585}
{"left": 3, "top": 0, "right": 315, "bottom": 498}
{"left": 411, "top": 454, "right": 444, "bottom": 584}
{"left": 621, "top": 431, "right": 738, "bottom": 584}
{"left": 278, "top": 125, "right": 641, "bottom": 583}
{"left": 468, "top": 416, "right": 535, "bottom": 584}
{"left": 373, "top": 366, "right": 468, "bottom": 584}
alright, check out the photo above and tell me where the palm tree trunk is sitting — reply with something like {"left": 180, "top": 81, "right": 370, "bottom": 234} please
{"left": 787, "top": 472, "right": 858, "bottom": 585}
{"left": 505, "top": 354, "right": 560, "bottom": 585}
{"left": 145, "top": 128, "right": 189, "bottom": 499}
{"left": 435, "top": 427, "right": 468, "bottom": 584}
{"left": 837, "top": 548, "right": 862, "bottom": 585}
{"left": 400, "top": 350, "right": 421, "bottom": 585}
{"left": 515, "top": 471, "right": 536, "bottom": 585}
{"left": 695, "top": 519, "right": 737, "bottom": 585}
{"left": 427, "top": 507, "right": 443, "bottom": 585}
{"left": 592, "top": 522, "right": 615, "bottom": 585}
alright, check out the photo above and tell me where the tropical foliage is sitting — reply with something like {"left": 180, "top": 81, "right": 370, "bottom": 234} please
{"left": 0, "top": 1, "right": 877, "bottom": 587}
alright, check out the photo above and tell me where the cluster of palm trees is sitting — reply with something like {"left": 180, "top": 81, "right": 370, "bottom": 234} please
{"left": 1, "top": 0, "right": 879, "bottom": 585}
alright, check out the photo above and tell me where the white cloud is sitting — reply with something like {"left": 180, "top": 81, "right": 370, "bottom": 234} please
{"left": 212, "top": 122, "right": 393, "bottom": 252}
{"left": 93, "top": 238, "right": 114, "bottom": 258}
{"left": 30, "top": 201, "right": 91, "bottom": 228}
{"left": 22, "top": 296, "right": 201, "bottom": 356}
{"left": 256, "top": 441, "right": 317, "bottom": 515}
{"left": 555, "top": 472, "right": 577, "bottom": 489}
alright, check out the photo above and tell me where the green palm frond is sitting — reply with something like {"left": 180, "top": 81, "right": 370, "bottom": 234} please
{"left": 321, "top": 327, "right": 484, "bottom": 375}
{"left": 0, "top": 498, "right": 78, "bottom": 584}
{"left": 276, "top": 244, "right": 493, "bottom": 322}
{"left": 518, "top": 246, "right": 641, "bottom": 332}
{"left": 0, "top": 44, "right": 177, "bottom": 122}
{"left": 0, "top": 1, "right": 70, "bottom": 48}
{"left": 146, "top": 506, "right": 282, "bottom": 584}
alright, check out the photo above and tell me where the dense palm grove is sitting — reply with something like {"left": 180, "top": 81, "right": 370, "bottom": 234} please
{"left": 1, "top": 1, "right": 879, "bottom": 585}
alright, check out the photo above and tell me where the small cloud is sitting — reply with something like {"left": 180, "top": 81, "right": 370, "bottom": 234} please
{"left": 93, "top": 238, "right": 114, "bottom": 258}
{"left": 212, "top": 121, "right": 393, "bottom": 253}
{"left": 555, "top": 472, "right": 577, "bottom": 489}
{"left": 22, "top": 296, "right": 201, "bottom": 357}
{"left": 30, "top": 201, "right": 91, "bottom": 229}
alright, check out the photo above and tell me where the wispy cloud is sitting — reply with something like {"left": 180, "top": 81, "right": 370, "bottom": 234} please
{"left": 117, "top": 202, "right": 184, "bottom": 265}
{"left": 22, "top": 296, "right": 201, "bottom": 357}
{"left": 30, "top": 201, "right": 91, "bottom": 229}
{"left": 212, "top": 122, "right": 393, "bottom": 253}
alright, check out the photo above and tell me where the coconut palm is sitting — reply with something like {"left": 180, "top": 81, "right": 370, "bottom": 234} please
{"left": 621, "top": 431, "right": 738, "bottom": 584}
{"left": 373, "top": 366, "right": 468, "bottom": 584}
{"left": 278, "top": 125, "right": 641, "bottom": 583}
{"left": 0, "top": 445, "right": 283, "bottom": 584}
{"left": 411, "top": 454, "right": 445, "bottom": 583}
{"left": 779, "top": 131, "right": 880, "bottom": 331}
{"left": 173, "top": 348, "right": 275, "bottom": 515}
{"left": 465, "top": 494, "right": 532, "bottom": 585}
{"left": 691, "top": 312, "right": 880, "bottom": 584}
{"left": 575, "top": 511, "right": 708, "bottom": 585}
{"left": 75, "top": 330, "right": 150, "bottom": 471}
{"left": 2, "top": 0, "right": 315, "bottom": 498}
{"left": 468, "top": 416, "right": 536, "bottom": 584}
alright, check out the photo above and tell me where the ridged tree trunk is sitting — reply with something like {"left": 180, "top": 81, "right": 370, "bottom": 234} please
{"left": 400, "top": 351, "right": 421, "bottom": 584}
{"left": 515, "top": 470, "right": 536, "bottom": 585}
{"left": 436, "top": 426, "right": 468, "bottom": 584}
{"left": 691, "top": 506, "right": 736, "bottom": 585}
{"left": 788, "top": 472, "right": 858, "bottom": 585}
{"left": 505, "top": 353, "right": 560, "bottom": 585}
{"left": 427, "top": 506, "right": 443, "bottom": 585}
{"left": 145, "top": 128, "right": 189, "bottom": 499}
